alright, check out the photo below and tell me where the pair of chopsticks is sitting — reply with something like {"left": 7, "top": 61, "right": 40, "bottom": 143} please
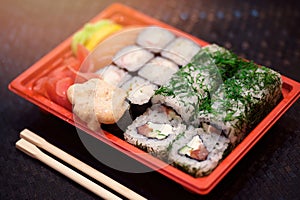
{"left": 16, "top": 129, "right": 146, "bottom": 200}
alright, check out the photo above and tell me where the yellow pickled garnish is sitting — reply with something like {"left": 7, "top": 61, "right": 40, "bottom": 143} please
{"left": 85, "top": 24, "right": 123, "bottom": 51}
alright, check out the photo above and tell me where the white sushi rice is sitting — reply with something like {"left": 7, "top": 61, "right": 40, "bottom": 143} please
{"left": 95, "top": 65, "right": 131, "bottom": 86}
{"left": 168, "top": 126, "right": 230, "bottom": 177}
{"left": 152, "top": 93, "right": 200, "bottom": 126}
{"left": 161, "top": 37, "right": 201, "bottom": 66}
{"left": 138, "top": 57, "right": 179, "bottom": 85}
{"left": 124, "top": 104, "right": 185, "bottom": 160}
{"left": 120, "top": 76, "right": 158, "bottom": 105}
{"left": 113, "top": 45, "right": 154, "bottom": 72}
{"left": 136, "top": 26, "right": 176, "bottom": 53}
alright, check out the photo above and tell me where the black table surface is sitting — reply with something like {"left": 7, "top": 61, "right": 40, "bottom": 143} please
{"left": 1, "top": 0, "right": 300, "bottom": 199}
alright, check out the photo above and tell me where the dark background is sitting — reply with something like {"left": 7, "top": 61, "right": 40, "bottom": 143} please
{"left": 1, "top": 0, "right": 300, "bottom": 199}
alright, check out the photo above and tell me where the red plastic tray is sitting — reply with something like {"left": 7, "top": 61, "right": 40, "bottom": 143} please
{"left": 9, "top": 3, "right": 300, "bottom": 194}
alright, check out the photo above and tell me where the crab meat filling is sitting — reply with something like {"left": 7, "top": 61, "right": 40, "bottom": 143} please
{"left": 137, "top": 122, "right": 173, "bottom": 140}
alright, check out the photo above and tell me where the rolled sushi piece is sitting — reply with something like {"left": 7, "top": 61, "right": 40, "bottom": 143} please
{"left": 168, "top": 126, "right": 230, "bottom": 177}
{"left": 192, "top": 44, "right": 242, "bottom": 80}
{"left": 124, "top": 104, "right": 185, "bottom": 160}
{"left": 161, "top": 37, "right": 201, "bottom": 66}
{"left": 95, "top": 65, "right": 131, "bottom": 86}
{"left": 152, "top": 46, "right": 224, "bottom": 126}
{"left": 199, "top": 65, "right": 282, "bottom": 145}
{"left": 154, "top": 43, "right": 282, "bottom": 131}
{"left": 138, "top": 56, "right": 179, "bottom": 85}
{"left": 136, "top": 26, "right": 176, "bottom": 53}
{"left": 120, "top": 76, "right": 158, "bottom": 105}
{"left": 113, "top": 45, "right": 154, "bottom": 72}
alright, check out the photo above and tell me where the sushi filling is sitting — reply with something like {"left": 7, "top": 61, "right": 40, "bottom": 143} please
{"left": 121, "top": 76, "right": 157, "bottom": 105}
{"left": 95, "top": 65, "right": 131, "bottom": 86}
{"left": 137, "top": 122, "right": 173, "bottom": 140}
{"left": 179, "top": 135, "right": 209, "bottom": 161}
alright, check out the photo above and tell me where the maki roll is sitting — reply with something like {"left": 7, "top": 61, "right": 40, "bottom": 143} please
{"left": 200, "top": 66, "right": 282, "bottom": 145}
{"left": 152, "top": 45, "right": 225, "bottom": 126}
{"left": 154, "top": 44, "right": 282, "bottom": 145}
{"left": 138, "top": 56, "right": 179, "bottom": 85}
{"left": 95, "top": 65, "right": 131, "bottom": 86}
{"left": 120, "top": 76, "right": 157, "bottom": 105}
{"left": 136, "top": 26, "right": 176, "bottom": 53}
{"left": 114, "top": 39, "right": 282, "bottom": 176}
{"left": 124, "top": 104, "right": 185, "bottom": 160}
{"left": 161, "top": 37, "right": 201, "bottom": 66}
{"left": 168, "top": 126, "right": 230, "bottom": 177}
{"left": 113, "top": 45, "right": 154, "bottom": 72}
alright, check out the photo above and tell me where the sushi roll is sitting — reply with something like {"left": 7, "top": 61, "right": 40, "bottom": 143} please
{"left": 192, "top": 44, "right": 251, "bottom": 80}
{"left": 161, "top": 37, "right": 201, "bottom": 66}
{"left": 154, "top": 44, "right": 282, "bottom": 145}
{"left": 95, "top": 65, "right": 131, "bottom": 86}
{"left": 136, "top": 26, "right": 176, "bottom": 53}
{"left": 120, "top": 76, "right": 158, "bottom": 105}
{"left": 120, "top": 42, "right": 283, "bottom": 176}
{"left": 138, "top": 56, "right": 179, "bottom": 85}
{"left": 199, "top": 66, "right": 282, "bottom": 145}
{"left": 168, "top": 126, "right": 230, "bottom": 177}
{"left": 113, "top": 45, "right": 154, "bottom": 72}
{"left": 124, "top": 104, "right": 185, "bottom": 160}
{"left": 152, "top": 47, "right": 223, "bottom": 126}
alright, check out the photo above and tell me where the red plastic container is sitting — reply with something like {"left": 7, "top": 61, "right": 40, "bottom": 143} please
{"left": 9, "top": 3, "right": 300, "bottom": 194}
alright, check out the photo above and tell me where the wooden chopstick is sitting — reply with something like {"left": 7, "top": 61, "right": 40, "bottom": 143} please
{"left": 16, "top": 138, "right": 122, "bottom": 200}
{"left": 19, "top": 129, "right": 147, "bottom": 200}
